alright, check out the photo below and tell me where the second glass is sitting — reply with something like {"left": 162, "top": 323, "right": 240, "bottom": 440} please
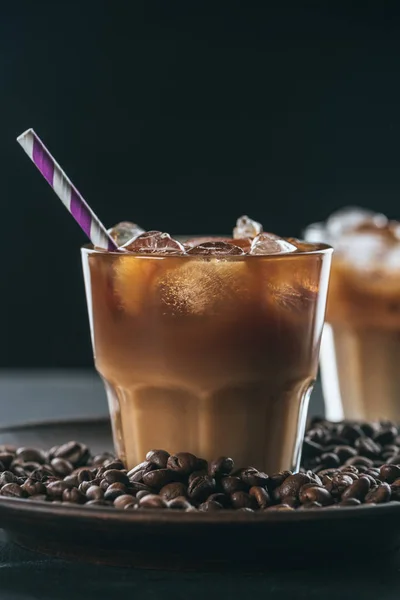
{"left": 82, "top": 243, "right": 331, "bottom": 473}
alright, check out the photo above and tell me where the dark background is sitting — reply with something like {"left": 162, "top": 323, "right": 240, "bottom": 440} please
{"left": 3, "top": 1, "right": 400, "bottom": 367}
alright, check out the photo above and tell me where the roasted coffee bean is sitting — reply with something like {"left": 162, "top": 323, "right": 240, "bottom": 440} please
{"left": 231, "top": 491, "right": 258, "bottom": 510}
{"left": 354, "top": 437, "right": 381, "bottom": 459}
{"left": 167, "top": 452, "right": 199, "bottom": 475}
{"left": 345, "top": 455, "right": 374, "bottom": 468}
{"left": 103, "top": 460, "right": 125, "bottom": 471}
{"left": 168, "top": 497, "right": 193, "bottom": 510}
{"left": 29, "top": 466, "right": 54, "bottom": 482}
{"left": 53, "top": 442, "right": 89, "bottom": 467}
{"left": 209, "top": 456, "right": 235, "bottom": 478}
{"left": 143, "top": 469, "right": 180, "bottom": 490}
{"left": 278, "top": 473, "right": 311, "bottom": 499}
{"left": 267, "top": 471, "right": 292, "bottom": 492}
{"left": 50, "top": 458, "right": 73, "bottom": 477}
{"left": 63, "top": 474, "right": 79, "bottom": 488}
{"left": 302, "top": 439, "right": 323, "bottom": 459}
{"left": 86, "top": 499, "right": 110, "bottom": 507}
{"left": 77, "top": 469, "right": 95, "bottom": 484}
{"left": 339, "top": 498, "right": 361, "bottom": 507}
{"left": 241, "top": 468, "right": 269, "bottom": 488}
{"left": 100, "top": 479, "right": 110, "bottom": 491}
{"left": 136, "top": 489, "right": 152, "bottom": 500}
{"left": 86, "top": 485, "right": 104, "bottom": 501}
{"left": 127, "top": 461, "right": 149, "bottom": 479}
{"left": 334, "top": 446, "right": 357, "bottom": 462}
{"left": 373, "top": 426, "right": 397, "bottom": 446}
{"left": 188, "top": 470, "right": 208, "bottom": 485}
{"left": 62, "top": 488, "right": 86, "bottom": 504}
{"left": 0, "top": 471, "right": 18, "bottom": 486}
{"left": 0, "top": 453, "right": 14, "bottom": 469}
{"left": 326, "top": 474, "right": 354, "bottom": 497}
{"left": 11, "top": 463, "right": 27, "bottom": 478}
{"left": 188, "top": 475, "right": 216, "bottom": 503}
{"left": 16, "top": 447, "right": 45, "bottom": 464}
{"left": 145, "top": 449, "right": 170, "bottom": 468}
{"left": 339, "top": 423, "right": 364, "bottom": 443}
{"left": 114, "top": 494, "right": 138, "bottom": 509}
{"left": 380, "top": 464, "right": 400, "bottom": 483}
{"left": 249, "top": 486, "right": 271, "bottom": 508}
{"left": 0, "top": 483, "right": 25, "bottom": 498}
{"left": 79, "top": 481, "right": 94, "bottom": 494}
{"left": 28, "top": 494, "right": 48, "bottom": 502}
{"left": 359, "top": 423, "right": 377, "bottom": 438}
{"left": 159, "top": 482, "right": 187, "bottom": 501}
{"left": 282, "top": 495, "right": 299, "bottom": 508}
{"left": 299, "top": 485, "right": 333, "bottom": 506}
{"left": 46, "top": 480, "right": 70, "bottom": 498}
{"left": 129, "top": 482, "right": 152, "bottom": 496}
{"left": 208, "top": 493, "right": 230, "bottom": 508}
{"left": 199, "top": 500, "right": 223, "bottom": 511}
{"left": 129, "top": 469, "right": 145, "bottom": 483}
{"left": 220, "top": 476, "right": 246, "bottom": 495}
{"left": 21, "top": 479, "right": 46, "bottom": 496}
{"left": 320, "top": 453, "right": 340, "bottom": 468}
{"left": 365, "top": 483, "right": 391, "bottom": 504}
{"left": 299, "top": 501, "right": 322, "bottom": 510}
{"left": 265, "top": 504, "right": 294, "bottom": 511}
{"left": 91, "top": 452, "right": 115, "bottom": 466}
{"left": 341, "top": 476, "right": 370, "bottom": 501}
{"left": 104, "top": 482, "right": 127, "bottom": 501}
{"left": 387, "top": 454, "right": 400, "bottom": 464}
{"left": 103, "top": 469, "right": 129, "bottom": 486}
{"left": 139, "top": 494, "right": 167, "bottom": 508}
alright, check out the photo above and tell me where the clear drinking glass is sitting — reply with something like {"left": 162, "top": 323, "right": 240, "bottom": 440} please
{"left": 82, "top": 242, "right": 332, "bottom": 472}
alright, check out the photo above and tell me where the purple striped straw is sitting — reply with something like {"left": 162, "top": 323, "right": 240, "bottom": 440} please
{"left": 17, "top": 128, "right": 118, "bottom": 251}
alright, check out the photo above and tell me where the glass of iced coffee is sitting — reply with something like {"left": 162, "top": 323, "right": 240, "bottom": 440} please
{"left": 82, "top": 217, "right": 332, "bottom": 473}
{"left": 306, "top": 208, "right": 400, "bottom": 422}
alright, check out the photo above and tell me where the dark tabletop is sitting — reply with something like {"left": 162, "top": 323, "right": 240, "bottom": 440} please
{"left": 0, "top": 370, "right": 399, "bottom": 600}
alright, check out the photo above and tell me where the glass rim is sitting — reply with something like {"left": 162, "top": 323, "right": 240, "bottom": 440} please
{"left": 81, "top": 240, "right": 333, "bottom": 261}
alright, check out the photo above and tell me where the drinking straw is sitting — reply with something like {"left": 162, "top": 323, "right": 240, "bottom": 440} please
{"left": 17, "top": 128, "right": 118, "bottom": 250}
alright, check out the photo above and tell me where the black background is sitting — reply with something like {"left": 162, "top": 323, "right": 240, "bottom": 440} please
{"left": 3, "top": 1, "right": 400, "bottom": 367}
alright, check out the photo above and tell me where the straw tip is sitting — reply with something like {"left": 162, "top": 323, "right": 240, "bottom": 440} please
{"left": 17, "top": 128, "right": 35, "bottom": 144}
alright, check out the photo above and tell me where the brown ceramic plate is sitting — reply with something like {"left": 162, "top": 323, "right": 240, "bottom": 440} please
{"left": 0, "top": 418, "right": 399, "bottom": 570}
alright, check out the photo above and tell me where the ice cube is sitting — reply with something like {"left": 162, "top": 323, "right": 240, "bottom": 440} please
{"left": 187, "top": 241, "right": 245, "bottom": 256}
{"left": 108, "top": 222, "right": 145, "bottom": 246}
{"left": 184, "top": 236, "right": 233, "bottom": 248}
{"left": 326, "top": 207, "right": 387, "bottom": 240}
{"left": 250, "top": 233, "right": 297, "bottom": 255}
{"left": 122, "top": 231, "right": 185, "bottom": 254}
{"left": 233, "top": 215, "right": 263, "bottom": 239}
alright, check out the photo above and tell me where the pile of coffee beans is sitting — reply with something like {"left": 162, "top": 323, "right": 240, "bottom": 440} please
{"left": 0, "top": 420, "right": 400, "bottom": 512}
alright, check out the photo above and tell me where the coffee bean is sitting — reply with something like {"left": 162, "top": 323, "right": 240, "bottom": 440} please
{"left": 387, "top": 454, "right": 400, "bottom": 465}
{"left": 62, "top": 474, "right": 79, "bottom": 488}
{"left": 199, "top": 500, "right": 223, "bottom": 511}
{"left": 320, "top": 453, "right": 340, "bottom": 468}
{"left": 159, "top": 482, "right": 187, "bottom": 501}
{"left": 21, "top": 479, "right": 46, "bottom": 496}
{"left": 0, "top": 453, "right": 14, "bottom": 469}
{"left": 28, "top": 494, "right": 48, "bottom": 502}
{"left": 208, "top": 492, "right": 230, "bottom": 508}
{"left": 341, "top": 476, "right": 371, "bottom": 501}
{"left": 46, "top": 480, "right": 70, "bottom": 498}
{"left": 302, "top": 439, "right": 323, "bottom": 460}
{"left": 241, "top": 468, "right": 269, "bottom": 488}
{"left": 0, "top": 471, "right": 18, "bottom": 486}
{"left": 79, "top": 481, "right": 94, "bottom": 494}
{"left": 278, "top": 473, "right": 311, "bottom": 499}
{"left": 86, "top": 499, "right": 109, "bottom": 507}
{"left": 334, "top": 446, "right": 357, "bottom": 462}
{"left": 265, "top": 504, "right": 294, "bottom": 511}
{"left": 325, "top": 474, "right": 354, "bottom": 498}
{"left": 299, "top": 501, "right": 322, "bottom": 510}
{"left": 249, "top": 486, "right": 271, "bottom": 508}
{"left": 50, "top": 458, "right": 73, "bottom": 477}
{"left": 114, "top": 494, "right": 138, "bottom": 509}
{"left": 77, "top": 469, "right": 95, "bottom": 484}
{"left": 104, "top": 482, "right": 127, "bottom": 501}
{"left": 16, "top": 448, "right": 45, "bottom": 464}
{"left": 53, "top": 442, "right": 89, "bottom": 467}
{"left": 103, "top": 459, "right": 125, "bottom": 471}
{"left": 267, "top": 471, "right": 292, "bottom": 493}
{"left": 355, "top": 437, "right": 381, "bottom": 459}
{"left": 63, "top": 488, "right": 86, "bottom": 504}
{"left": 167, "top": 497, "right": 193, "bottom": 510}
{"left": 299, "top": 485, "right": 333, "bottom": 506}
{"left": 86, "top": 485, "right": 104, "bottom": 501}
{"left": 365, "top": 483, "right": 391, "bottom": 504}
{"left": 10, "top": 462, "right": 27, "bottom": 478}
{"left": 145, "top": 449, "right": 170, "bottom": 468}
{"left": 345, "top": 456, "right": 374, "bottom": 468}
{"left": 139, "top": 494, "right": 167, "bottom": 508}
{"left": 339, "top": 498, "right": 361, "bottom": 507}
{"left": 339, "top": 423, "right": 364, "bottom": 443}
{"left": 231, "top": 491, "right": 258, "bottom": 510}
{"left": 91, "top": 452, "right": 115, "bottom": 466}
{"left": 380, "top": 464, "right": 400, "bottom": 483}
{"left": 143, "top": 469, "right": 180, "bottom": 490}
{"left": 188, "top": 475, "right": 216, "bottom": 503}
{"left": 374, "top": 426, "right": 397, "bottom": 446}
{"left": 0, "top": 483, "right": 25, "bottom": 498}
{"left": 127, "top": 461, "right": 149, "bottom": 479}
{"left": 359, "top": 423, "right": 377, "bottom": 438}
{"left": 29, "top": 466, "right": 54, "bottom": 482}
{"left": 209, "top": 456, "right": 235, "bottom": 478}
{"left": 283, "top": 495, "right": 299, "bottom": 508}
{"left": 103, "top": 469, "right": 129, "bottom": 486}
{"left": 130, "top": 482, "right": 152, "bottom": 496}
{"left": 167, "top": 452, "right": 200, "bottom": 475}
{"left": 220, "top": 476, "right": 246, "bottom": 495}
{"left": 129, "top": 469, "right": 145, "bottom": 483}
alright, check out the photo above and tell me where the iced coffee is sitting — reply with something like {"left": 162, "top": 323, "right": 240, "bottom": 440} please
{"left": 306, "top": 208, "right": 400, "bottom": 422}
{"left": 82, "top": 216, "right": 331, "bottom": 472}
